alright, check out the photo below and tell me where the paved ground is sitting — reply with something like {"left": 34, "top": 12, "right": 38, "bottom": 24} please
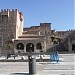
{"left": 0, "top": 54, "right": 75, "bottom": 75}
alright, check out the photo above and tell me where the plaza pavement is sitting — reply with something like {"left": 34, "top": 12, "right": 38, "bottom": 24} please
{"left": 0, "top": 54, "right": 75, "bottom": 75}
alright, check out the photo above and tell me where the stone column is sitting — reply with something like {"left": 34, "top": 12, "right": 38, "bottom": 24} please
{"left": 41, "top": 42, "right": 44, "bottom": 52}
{"left": 68, "top": 38, "right": 72, "bottom": 52}
{"left": 44, "top": 39, "right": 46, "bottom": 52}
{"left": 24, "top": 45, "right": 26, "bottom": 53}
{"left": 34, "top": 44, "right": 36, "bottom": 52}
{"left": 14, "top": 48, "right": 17, "bottom": 53}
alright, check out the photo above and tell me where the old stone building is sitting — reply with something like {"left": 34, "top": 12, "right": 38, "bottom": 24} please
{"left": 0, "top": 9, "right": 75, "bottom": 55}
{"left": 0, "top": 9, "right": 23, "bottom": 54}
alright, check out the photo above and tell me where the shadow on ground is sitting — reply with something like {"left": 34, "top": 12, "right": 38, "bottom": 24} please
{"left": 9, "top": 73, "right": 29, "bottom": 75}
{"left": 39, "top": 62, "right": 59, "bottom": 64}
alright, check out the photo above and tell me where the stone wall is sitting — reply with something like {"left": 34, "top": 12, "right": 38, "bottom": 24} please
{"left": 0, "top": 9, "right": 24, "bottom": 54}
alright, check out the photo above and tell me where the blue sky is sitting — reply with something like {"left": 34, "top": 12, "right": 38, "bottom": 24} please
{"left": 0, "top": 0, "right": 74, "bottom": 31}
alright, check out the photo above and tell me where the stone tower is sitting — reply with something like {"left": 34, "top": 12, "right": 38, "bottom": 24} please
{"left": 0, "top": 9, "right": 24, "bottom": 54}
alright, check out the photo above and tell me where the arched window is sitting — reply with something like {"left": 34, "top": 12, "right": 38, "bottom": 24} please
{"left": 36, "top": 43, "right": 42, "bottom": 49}
{"left": 16, "top": 43, "right": 24, "bottom": 50}
{"left": 26, "top": 43, "right": 34, "bottom": 52}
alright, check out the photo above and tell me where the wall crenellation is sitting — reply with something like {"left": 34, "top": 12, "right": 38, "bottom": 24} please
{"left": 0, "top": 9, "right": 19, "bottom": 16}
{"left": 0, "top": 9, "right": 19, "bottom": 12}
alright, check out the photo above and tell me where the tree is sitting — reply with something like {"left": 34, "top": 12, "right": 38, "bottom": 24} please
{"left": 7, "top": 40, "right": 13, "bottom": 50}
{"left": 8, "top": 43, "right": 13, "bottom": 50}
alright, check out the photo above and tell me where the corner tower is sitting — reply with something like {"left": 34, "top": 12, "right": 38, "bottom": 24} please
{"left": 0, "top": 9, "right": 24, "bottom": 54}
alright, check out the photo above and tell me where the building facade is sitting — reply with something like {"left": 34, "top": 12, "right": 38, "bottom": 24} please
{"left": 0, "top": 9, "right": 23, "bottom": 54}
{"left": 0, "top": 9, "right": 75, "bottom": 55}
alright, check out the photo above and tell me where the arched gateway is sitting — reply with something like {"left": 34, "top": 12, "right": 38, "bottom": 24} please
{"left": 16, "top": 43, "right": 24, "bottom": 50}
{"left": 36, "top": 43, "right": 42, "bottom": 50}
{"left": 72, "top": 44, "right": 75, "bottom": 51}
{"left": 26, "top": 43, "right": 34, "bottom": 52}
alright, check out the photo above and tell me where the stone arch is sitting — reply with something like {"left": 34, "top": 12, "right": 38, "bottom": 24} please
{"left": 36, "top": 43, "right": 42, "bottom": 50}
{"left": 72, "top": 44, "right": 75, "bottom": 51}
{"left": 16, "top": 43, "right": 24, "bottom": 50}
{"left": 26, "top": 43, "right": 34, "bottom": 52}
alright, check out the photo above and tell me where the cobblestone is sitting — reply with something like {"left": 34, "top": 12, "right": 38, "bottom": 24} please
{"left": 0, "top": 54, "right": 74, "bottom": 75}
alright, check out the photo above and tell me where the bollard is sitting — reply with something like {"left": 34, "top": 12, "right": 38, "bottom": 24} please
{"left": 28, "top": 55, "right": 36, "bottom": 74}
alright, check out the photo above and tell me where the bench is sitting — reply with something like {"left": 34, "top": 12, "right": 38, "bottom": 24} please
{"left": 6, "top": 54, "right": 15, "bottom": 59}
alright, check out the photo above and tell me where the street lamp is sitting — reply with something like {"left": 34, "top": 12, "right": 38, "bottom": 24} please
{"left": 51, "top": 37, "right": 58, "bottom": 52}
{"left": 50, "top": 39, "right": 59, "bottom": 63}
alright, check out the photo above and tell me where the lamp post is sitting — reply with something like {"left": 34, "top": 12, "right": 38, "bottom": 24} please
{"left": 50, "top": 38, "right": 59, "bottom": 63}
{"left": 51, "top": 36, "right": 55, "bottom": 52}
{"left": 53, "top": 39, "right": 58, "bottom": 52}
{"left": 52, "top": 40, "right": 58, "bottom": 52}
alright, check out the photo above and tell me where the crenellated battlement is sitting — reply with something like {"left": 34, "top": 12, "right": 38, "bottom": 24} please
{"left": 0, "top": 9, "right": 8, "bottom": 15}
{"left": 0, "top": 9, "right": 24, "bottom": 52}
{"left": 0, "top": 9, "right": 20, "bottom": 16}
{"left": 0, "top": 9, "right": 19, "bottom": 13}
{"left": 0, "top": 9, "right": 23, "bottom": 21}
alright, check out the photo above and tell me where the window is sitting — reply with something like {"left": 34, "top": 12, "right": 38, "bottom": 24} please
{"left": 16, "top": 43, "right": 24, "bottom": 50}
{"left": 36, "top": 43, "right": 42, "bottom": 49}
{"left": 2, "top": 15, "right": 8, "bottom": 22}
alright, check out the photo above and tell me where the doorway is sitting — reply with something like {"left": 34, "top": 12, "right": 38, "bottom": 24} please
{"left": 72, "top": 44, "right": 75, "bottom": 51}
{"left": 26, "top": 43, "right": 34, "bottom": 52}
{"left": 36, "top": 43, "right": 42, "bottom": 50}
{"left": 16, "top": 43, "right": 24, "bottom": 50}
